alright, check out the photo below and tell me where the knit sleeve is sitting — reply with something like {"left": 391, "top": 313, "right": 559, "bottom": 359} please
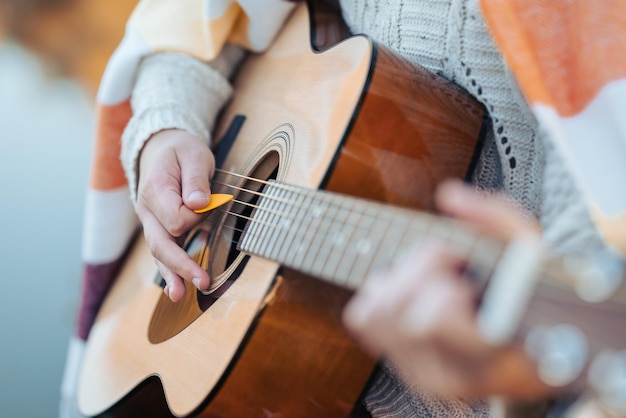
{"left": 539, "top": 128, "right": 608, "bottom": 257}
{"left": 120, "top": 44, "right": 245, "bottom": 203}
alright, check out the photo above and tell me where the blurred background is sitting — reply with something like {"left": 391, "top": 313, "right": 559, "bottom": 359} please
{"left": 0, "top": 0, "right": 135, "bottom": 416}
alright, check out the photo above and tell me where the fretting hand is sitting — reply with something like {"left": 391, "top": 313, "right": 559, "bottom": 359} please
{"left": 343, "top": 180, "right": 551, "bottom": 400}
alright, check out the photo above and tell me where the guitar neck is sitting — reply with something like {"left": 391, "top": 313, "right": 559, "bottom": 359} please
{"left": 238, "top": 180, "right": 626, "bottom": 416}
{"left": 238, "top": 180, "right": 504, "bottom": 290}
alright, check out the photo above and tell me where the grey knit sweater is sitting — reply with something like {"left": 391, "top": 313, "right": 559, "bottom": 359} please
{"left": 121, "top": 1, "right": 608, "bottom": 416}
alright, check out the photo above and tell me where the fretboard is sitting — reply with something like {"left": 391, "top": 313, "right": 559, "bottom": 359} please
{"left": 238, "top": 181, "right": 503, "bottom": 290}
{"left": 236, "top": 180, "right": 626, "bottom": 412}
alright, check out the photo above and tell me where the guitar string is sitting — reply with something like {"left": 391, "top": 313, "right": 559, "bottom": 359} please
{"left": 203, "top": 204, "right": 425, "bottom": 283}
{"left": 200, "top": 194, "right": 528, "bottom": 292}
{"left": 199, "top": 187, "right": 626, "bottom": 357}
{"left": 214, "top": 170, "right": 538, "bottom": 286}
{"left": 207, "top": 176, "right": 436, "bottom": 251}
{"left": 181, "top": 170, "right": 531, "bottom": 288}
{"left": 198, "top": 204, "right": 501, "bottom": 287}
{"left": 200, "top": 205, "right": 396, "bottom": 251}
{"left": 211, "top": 168, "right": 447, "bottom": 240}
{"left": 194, "top": 169, "right": 484, "bottom": 261}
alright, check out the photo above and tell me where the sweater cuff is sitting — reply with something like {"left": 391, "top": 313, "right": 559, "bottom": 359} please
{"left": 121, "top": 103, "right": 214, "bottom": 203}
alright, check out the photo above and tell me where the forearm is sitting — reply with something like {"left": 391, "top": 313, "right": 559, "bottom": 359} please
{"left": 121, "top": 45, "right": 246, "bottom": 202}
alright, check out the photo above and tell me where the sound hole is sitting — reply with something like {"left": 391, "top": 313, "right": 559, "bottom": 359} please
{"left": 148, "top": 151, "right": 280, "bottom": 344}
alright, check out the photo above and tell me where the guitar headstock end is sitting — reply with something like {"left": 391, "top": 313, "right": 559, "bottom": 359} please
{"left": 562, "top": 245, "right": 626, "bottom": 304}
{"left": 588, "top": 349, "right": 626, "bottom": 417}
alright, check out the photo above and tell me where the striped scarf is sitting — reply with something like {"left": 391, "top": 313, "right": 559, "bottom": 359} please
{"left": 76, "top": 0, "right": 294, "bottom": 341}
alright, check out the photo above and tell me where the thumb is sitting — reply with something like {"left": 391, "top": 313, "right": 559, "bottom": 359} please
{"left": 180, "top": 148, "right": 215, "bottom": 211}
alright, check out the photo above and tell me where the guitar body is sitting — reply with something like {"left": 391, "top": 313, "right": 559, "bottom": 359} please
{"left": 78, "top": 3, "right": 486, "bottom": 417}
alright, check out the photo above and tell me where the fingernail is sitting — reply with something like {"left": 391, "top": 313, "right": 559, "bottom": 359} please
{"left": 192, "top": 277, "right": 202, "bottom": 289}
{"left": 188, "top": 191, "right": 208, "bottom": 203}
{"left": 164, "top": 285, "right": 170, "bottom": 297}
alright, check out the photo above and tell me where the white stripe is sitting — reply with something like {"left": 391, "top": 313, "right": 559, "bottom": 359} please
{"left": 81, "top": 187, "right": 139, "bottom": 263}
{"left": 533, "top": 79, "right": 626, "bottom": 217}
{"left": 96, "top": 25, "right": 152, "bottom": 105}
{"left": 204, "top": 0, "right": 233, "bottom": 18}
{"left": 236, "top": 0, "right": 295, "bottom": 51}
{"left": 59, "top": 336, "right": 85, "bottom": 418}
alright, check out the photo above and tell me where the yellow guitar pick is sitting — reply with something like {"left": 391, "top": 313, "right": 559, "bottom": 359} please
{"left": 193, "top": 194, "right": 234, "bottom": 214}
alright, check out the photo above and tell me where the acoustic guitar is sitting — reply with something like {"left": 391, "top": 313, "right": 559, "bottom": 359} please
{"left": 77, "top": 2, "right": 625, "bottom": 418}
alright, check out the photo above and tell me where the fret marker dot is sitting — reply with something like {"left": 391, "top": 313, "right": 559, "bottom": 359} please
{"left": 333, "top": 234, "right": 345, "bottom": 246}
{"left": 356, "top": 240, "right": 371, "bottom": 254}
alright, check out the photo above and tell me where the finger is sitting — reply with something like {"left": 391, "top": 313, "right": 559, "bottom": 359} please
{"left": 139, "top": 170, "right": 201, "bottom": 238}
{"left": 180, "top": 146, "right": 215, "bottom": 211}
{"left": 398, "top": 272, "right": 487, "bottom": 355}
{"left": 345, "top": 242, "right": 443, "bottom": 321}
{"left": 141, "top": 211, "right": 211, "bottom": 293}
{"left": 156, "top": 260, "right": 186, "bottom": 303}
{"left": 343, "top": 242, "right": 452, "bottom": 354}
{"left": 386, "top": 265, "right": 494, "bottom": 397}
{"left": 342, "top": 270, "right": 389, "bottom": 356}
{"left": 435, "top": 180, "right": 539, "bottom": 239}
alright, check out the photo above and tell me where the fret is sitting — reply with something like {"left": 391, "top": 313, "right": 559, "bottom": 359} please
{"left": 426, "top": 218, "right": 453, "bottom": 242}
{"left": 260, "top": 185, "right": 292, "bottom": 261}
{"left": 308, "top": 196, "right": 344, "bottom": 279}
{"left": 396, "top": 213, "right": 433, "bottom": 259}
{"left": 241, "top": 187, "right": 269, "bottom": 256}
{"left": 240, "top": 183, "right": 286, "bottom": 258}
{"left": 291, "top": 188, "right": 330, "bottom": 271}
{"left": 333, "top": 200, "right": 370, "bottom": 287}
{"left": 467, "top": 235, "right": 504, "bottom": 288}
{"left": 444, "top": 220, "right": 479, "bottom": 259}
{"left": 255, "top": 184, "right": 286, "bottom": 258}
{"left": 349, "top": 205, "right": 393, "bottom": 288}
{"left": 282, "top": 190, "right": 317, "bottom": 267}
{"left": 330, "top": 198, "right": 367, "bottom": 286}
{"left": 300, "top": 194, "right": 333, "bottom": 275}
{"left": 240, "top": 181, "right": 497, "bottom": 291}
{"left": 321, "top": 196, "right": 359, "bottom": 285}
{"left": 408, "top": 212, "right": 438, "bottom": 248}
{"left": 273, "top": 184, "right": 307, "bottom": 263}
{"left": 338, "top": 203, "right": 380, "bottom": 288}
{"left": 367, "top": 209, "right": 412, "bottom": 275}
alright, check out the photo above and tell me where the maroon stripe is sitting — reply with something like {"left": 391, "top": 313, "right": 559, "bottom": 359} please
{"left": 75, "top": 259, "right": 125, "bottom": 340}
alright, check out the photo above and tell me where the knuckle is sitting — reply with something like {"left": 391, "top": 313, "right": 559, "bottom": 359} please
{"left": 164, "top": 217, "right": 187, "bottom": 237}
{"left": 159, "top": 267, "right": 173, "bottom": 283}
{"left": 139, "top": 172, "right": 171, "bottom": 197}
{"left": 187, "top": 174, "right": 208, "bottom": 185}
{"left": 178, "top": 265, "right": 197, "bottom": 282}
{"left": 137, "top": 182, "right": 157, "bottom": 205}
{"left": 146, "top": 237, "right": 163, "bottom": 260}
{"left": 418, "top": 320, "right": 438, "bottom": 339}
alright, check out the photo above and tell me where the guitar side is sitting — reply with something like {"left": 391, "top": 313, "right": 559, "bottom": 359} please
{"left": 77, "top": 3, "right": 486, "bottom": 417}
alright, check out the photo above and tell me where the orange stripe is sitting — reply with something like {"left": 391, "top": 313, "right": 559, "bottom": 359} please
{"left": 481, "top": 0, "right": 626, "bottom": 116}
{"left": 591, "top": 207, "right": 626, "bottom": 257}
{"left": 90, "top": 101, "right": 132, "bottom": 190}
